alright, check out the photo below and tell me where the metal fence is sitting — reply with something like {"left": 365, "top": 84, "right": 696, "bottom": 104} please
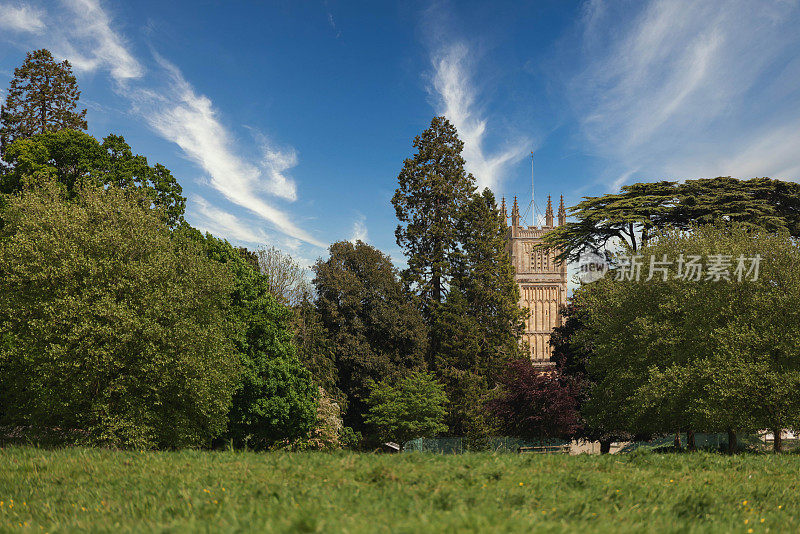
{"left": 404, "top": 437, "right": 569, "bottom": 454}
{"left": 404, "top": 432, "right": 779, "bottom": 454}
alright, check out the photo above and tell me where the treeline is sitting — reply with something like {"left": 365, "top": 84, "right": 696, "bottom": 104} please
{"left": 4, "top": 49, "right": 797, "bottom": 453}
{"left": 0, "top": 50, "right": 525, "bottom": 450}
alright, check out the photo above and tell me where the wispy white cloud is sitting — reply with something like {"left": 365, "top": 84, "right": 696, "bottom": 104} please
{"left": 349, "top": 214, "right": 368, "bottom": 243}
{"left": 254, "top": 134, "right": 298, "bottom": 201}
{"left": 6, "top": 0, "right": 323, "bottom": 248}
{"left": 0, "top": 4, "right": 45, "bottom": 33}
{"left": 325, "top": 1, "right": 341, "bottom": 39}
{"left": 132, "top": 56, "right": 323, "bottom": 247}
{"left": 564, "top": 0, "right": 800, "bottom": 188}
{"left": 429, "top": 42, "right": 529, "bottom": 191}
{"left": 189, "top": 195, "right": 271, "bottom": 245}
{"left": 60, "top": 0, "right": 143, "bottom": 82}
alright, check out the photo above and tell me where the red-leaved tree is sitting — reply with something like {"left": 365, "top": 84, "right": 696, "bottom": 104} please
{"left": 487, "top": 359, "right": 582, "bottom": 441}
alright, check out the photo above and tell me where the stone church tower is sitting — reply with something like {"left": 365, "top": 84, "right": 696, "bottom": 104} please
{"left": 502, "top": 195, "right": 568, "bottom": 364}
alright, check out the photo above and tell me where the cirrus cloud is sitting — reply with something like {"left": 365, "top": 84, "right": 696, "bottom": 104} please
{"left": 429, "top": 42, "right": 530, "bottom": 191}
{"left": 0, "top": 4, "right": 45, "bottom": 33}
{"left": 563, "top": 0, "right": 800, "bottom": 189}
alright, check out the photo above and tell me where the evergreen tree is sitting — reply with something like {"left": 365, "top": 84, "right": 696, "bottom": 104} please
{"left": 392, "top": 116, "right": 475, "bottom": 314}
{"left": 313, "top": 241, "right": 428, "bottom": 432}
{"left": 542, "top": 177, "right": 800, "bottom": 263}
{"left": 393, "top": 118, "right": 525, "bottom": 437}
{"left": 453, "top": 188, "right": 525, "bottom": 369}
{"left": 432, "top": 189, "right": 525, "bottom": 435}
{"left": 1, "top": 49, "right": 87, "bottom": 157}
{"left": 293, "top": 291, "right": 341, "bottom": 406}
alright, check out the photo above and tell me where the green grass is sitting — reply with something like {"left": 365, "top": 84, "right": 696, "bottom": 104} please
{"left": 1, "top": 447, "right": 798, "bottom": 533}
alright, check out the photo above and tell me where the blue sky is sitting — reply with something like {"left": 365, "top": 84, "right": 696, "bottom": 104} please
{"left": 2, "top": 0, "right": 800, "bottom": 267}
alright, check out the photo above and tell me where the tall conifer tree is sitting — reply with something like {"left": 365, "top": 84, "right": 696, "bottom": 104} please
{"left": 1, "top": 49, "right": 87, "bottom": 157}
{"left": 453, "top": 188, "right": 525, "bottom": 366}
{"left": 433, "top": 189, "right": 526, "bottom": 435}
{"left": 392, "top": 116, "right": 475, "bottom": 314}
{"left": 393, "top": 118, "right": 525, "bottom": 437}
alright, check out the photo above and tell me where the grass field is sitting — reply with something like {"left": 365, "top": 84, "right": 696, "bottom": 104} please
{"left": 1, "top": 447, "right": 799, "bottom": 533}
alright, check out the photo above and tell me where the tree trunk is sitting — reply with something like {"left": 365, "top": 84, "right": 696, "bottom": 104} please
{"left": 727, "top": 429, "right": 737, "bottom": 454}
{"left": 600, "top": 439, "right": 612, "bottom": 454}
{"left": 687, "top": 430, "right": 697, "bottom": 452}
{"left": 773, "top": 428, "right": 783, "bottom": 453}
{"left": 673, "top": 433, "right": 682, "bottom": 451}
{"left": 432, "top": 274, "right": 441, "bottom": 304}
{"left": 41, "top": 72, "right": 49, "bottom": 133}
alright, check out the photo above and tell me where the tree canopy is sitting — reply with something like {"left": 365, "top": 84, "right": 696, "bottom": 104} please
{"left": 392, "top": 116, "right": 476, "bottom": 311}
{"left": 391, "top": 117, "right": 525, "bottom": 439}
{"left": 1, "top": 130, "right": 186, "bottom": 226}
{"left": 180, "top": 228, "right": 319, "bottom": 449}
{"left": 365, "top": 371, "right": 448, "bottom": 448}
{"left": 487, "top": 359, "right": 582, "bottom": 442}
{"left": 257, "top": 245, "right": 312, "bottom": 307}
{"left": 431, "top": 189, "right": 525, "bottom": 436}
{"left": 572, "top": 224, "right": 800, "bottom": 451}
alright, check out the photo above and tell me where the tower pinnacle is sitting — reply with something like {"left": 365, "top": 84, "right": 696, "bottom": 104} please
{"left": 511, "top": 196, "right": 520, "bottom": 228}
{"left": 545, "top": 195, "right": 554, "bottom": 227}
{"left": 558, "top": 195, "right": 566, "bottom": 226}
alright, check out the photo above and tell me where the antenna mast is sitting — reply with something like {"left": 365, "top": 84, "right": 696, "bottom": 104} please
{"left": 531, "top": 151, "right": 535, "bottom": 227}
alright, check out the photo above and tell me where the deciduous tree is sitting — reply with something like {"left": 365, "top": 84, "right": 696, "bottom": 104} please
{"left": 2, "top": 130, "right": 185, "bottom": 226}
{"left": 573, "top": 225, "right": 800, "bottom": 452}
{"left": 0, "top": 182, "right": 236, "bottom": 449}
{"left": 181, "top": 229, "right": 318, "bottom": 448}
{"left": 550, "top": 303, "right": 633, "bottom": 452}
{"left": 257, "top": 245, "right": 311, "bottom": 306}
{"left": 487, "top": 359, "right": 582, "bottom": 442}
{"left": 365, "top": 371, "right": 448, "bottom": 449}
{"left": 313, "top": 240, "right": 427, "bottom": 431}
